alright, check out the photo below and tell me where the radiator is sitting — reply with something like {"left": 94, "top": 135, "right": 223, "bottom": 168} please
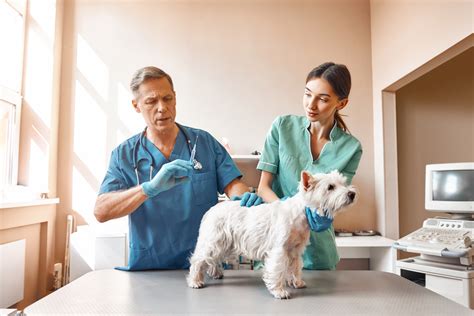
{"left": 70, "top": 226, "right": 127, "bottom": 281}
{"left": 0, "top": 239, "right": 25, "bottom": 308}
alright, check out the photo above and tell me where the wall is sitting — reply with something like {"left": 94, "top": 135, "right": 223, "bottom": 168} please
{"left": 397, "top": 48, "right": 474, "bottom": 244}
{"left": 55, "top": 0, "right": 376, "bottom": 266}
{"left": 370, "top": 0, "right": 473, "bottom": 238}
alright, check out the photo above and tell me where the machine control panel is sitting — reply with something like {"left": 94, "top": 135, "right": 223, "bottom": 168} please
{"left": 393, "top": 218, "right": 473, "bottom": 258}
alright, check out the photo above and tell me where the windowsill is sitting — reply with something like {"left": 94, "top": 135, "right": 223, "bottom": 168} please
{"left": 0, "top": 198, "right": 59, "bottom": 209}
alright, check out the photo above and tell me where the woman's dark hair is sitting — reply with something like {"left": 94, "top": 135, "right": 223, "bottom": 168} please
{"left": 306, "top": 62, "right": 351, "bottom": 132}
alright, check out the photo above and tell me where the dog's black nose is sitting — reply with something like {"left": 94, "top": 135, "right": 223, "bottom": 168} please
{"left": 348, "top": 191, "right": 356, "bottom": 201}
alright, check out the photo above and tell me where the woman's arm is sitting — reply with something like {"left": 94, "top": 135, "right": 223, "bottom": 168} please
{"left": 257, "top": 171, "right": 280, "bottom": 203}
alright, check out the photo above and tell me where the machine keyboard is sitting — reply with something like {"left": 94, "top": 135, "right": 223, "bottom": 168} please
{"left": 399, "top": 227, "right": 472, "bottom": 249}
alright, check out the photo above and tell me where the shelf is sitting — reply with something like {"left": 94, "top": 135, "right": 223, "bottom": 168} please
{"left": 231, "top": 155, "right": 260, "bottom": 161}
{"left": 336, "top": 236, "right": 395, "bottom": 247}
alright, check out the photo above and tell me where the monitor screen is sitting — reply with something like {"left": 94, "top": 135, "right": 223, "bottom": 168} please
{"left": 426, "top": 163, "right": 474, "bottom": 214}
{"left": 432, "top": 170, "right": 474, "bottom": 202}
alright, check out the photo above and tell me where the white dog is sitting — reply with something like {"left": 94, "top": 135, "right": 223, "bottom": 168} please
{"left": 187, "top": 170, "right": 356, "bottom": 299}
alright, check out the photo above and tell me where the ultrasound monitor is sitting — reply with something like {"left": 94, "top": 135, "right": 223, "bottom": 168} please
{"left": 425, "top": 163, "right": 474, "bottom": 216}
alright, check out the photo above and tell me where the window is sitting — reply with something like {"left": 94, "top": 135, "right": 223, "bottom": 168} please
{"left": 0, "top": 89, "right": 22, "bottom": 191}
{"left": 0, "top": 0, "right": 26, "bottom": 193}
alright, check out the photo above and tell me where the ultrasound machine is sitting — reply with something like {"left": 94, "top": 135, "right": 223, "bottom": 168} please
{"left": 394, "top": 162, "right": 474, "bottom": 309}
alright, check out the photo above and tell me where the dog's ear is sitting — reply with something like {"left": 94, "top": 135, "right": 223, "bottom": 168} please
{"left": 301, "top": 171, "right": 316, "bottom": 191}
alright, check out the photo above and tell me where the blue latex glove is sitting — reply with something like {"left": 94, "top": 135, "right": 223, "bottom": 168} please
{"left": 305, "top": 207, "right": 334, "bottom": 232}
{"left": 141, "top": 159, "right": 194, "bottom": 198}
{"left": 231, "top": 192, "right": 263, "bottom": 207}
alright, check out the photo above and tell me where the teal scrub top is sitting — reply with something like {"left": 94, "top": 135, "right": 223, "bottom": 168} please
{"left": 99, "top": 124, "right": 241, "bottom": 270}
{"left": 257, "top": 115, "right": 362, "bottom": 270}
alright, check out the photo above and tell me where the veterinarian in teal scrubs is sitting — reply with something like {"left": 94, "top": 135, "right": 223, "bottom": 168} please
{"left": 257, "top": 62, "right": 362, "bottom": 270}
{"left": 95, "top": 66, "right": 262, "bottom": 270}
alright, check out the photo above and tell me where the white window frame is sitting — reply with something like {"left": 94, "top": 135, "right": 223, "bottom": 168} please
{"left": 0, "top": 0, "right": 26, "bottom": 191}
{"left": 0, "top": 87, "right": 22, "bottom": 188}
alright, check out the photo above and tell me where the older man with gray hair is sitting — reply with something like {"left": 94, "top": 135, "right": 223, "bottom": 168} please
{"left": 94, "top": 66, "right": 262, "bottom": 270}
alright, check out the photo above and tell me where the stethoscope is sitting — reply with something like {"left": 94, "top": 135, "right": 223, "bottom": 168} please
{"left": 132, "top": 123, "right": 202, "bottom": 185}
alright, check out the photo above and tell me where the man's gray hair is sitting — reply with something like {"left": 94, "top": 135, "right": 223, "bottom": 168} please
{"left": 130, "top": 66, "right": 174, "bottom": 97}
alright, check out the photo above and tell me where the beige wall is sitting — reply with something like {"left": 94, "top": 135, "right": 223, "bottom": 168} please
{"left": 56, "top": 0, "right": 376, "bottom": 267}
{"left": 397, "top": 48, "right": 474, "bottom": 244}
{"left": 371, "top": 0, "right": 472, "bottom": 90}
{"left": 370, "top": 0, "right": 473, "bottom": 238}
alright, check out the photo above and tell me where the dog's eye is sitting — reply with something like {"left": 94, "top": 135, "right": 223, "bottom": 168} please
{"left": 328, "top": 184, "right": 335, "bottom": 191}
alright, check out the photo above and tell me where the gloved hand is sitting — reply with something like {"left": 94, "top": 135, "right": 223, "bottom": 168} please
{"left": 231, "top": 192, "right": 263, "bottom": 207}
{"left": 141, "top": 159, "right": 194, "bottom": 198}
{"left": 305, "top": 207, "right": 334, "bottom": 232}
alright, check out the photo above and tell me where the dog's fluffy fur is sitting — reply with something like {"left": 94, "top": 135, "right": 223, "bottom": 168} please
{"left": 187, "top": 170, "right": 356, "bottom": 299}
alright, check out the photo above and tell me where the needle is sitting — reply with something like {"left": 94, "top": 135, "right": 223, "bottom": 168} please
{"left": 190, "top": 135, "right": 198, "bottom": 164}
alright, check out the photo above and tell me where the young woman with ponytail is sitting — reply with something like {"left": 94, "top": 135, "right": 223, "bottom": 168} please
{"left": 256, "top": 62, "right": 363, "bottom": 270}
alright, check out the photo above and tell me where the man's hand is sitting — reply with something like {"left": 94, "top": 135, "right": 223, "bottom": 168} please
{"left": 141, "top": 159, "right": 194, "bottom": 198}
{"left": 305, "top": 207, "right": 334, "bottom": 232}
{"left": 231, "top": 192, "right": 263, "bottom": 207}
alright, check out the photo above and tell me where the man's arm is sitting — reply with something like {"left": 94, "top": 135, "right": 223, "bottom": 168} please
{"left": 95, "top": 159, "right": 194, "bottom": 222}
{"left": 94, "top": 186, "right": 148, "bottom": 223}
{"left": 223, "top": 178, "right": 251, "bottom": 199}
{"left": 223, "top": 178, "right": 264, "bottom": 207}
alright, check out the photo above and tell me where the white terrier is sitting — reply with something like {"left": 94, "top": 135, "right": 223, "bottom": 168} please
{"left": 187, "top": 170, "right": 356, "bottom": 299}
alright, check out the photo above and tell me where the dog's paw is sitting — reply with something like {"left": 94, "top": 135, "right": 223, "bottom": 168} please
{"left": 207, "top": 267, "right": 224, "bottom": 279}
{"left": 287, "top": 278, "right": 306, "bottom": 288}
{"left": 187, "top": 279, "right": 205, "bottom": 289}
{"left": 271, "top": 289, "right": 291, "bottom": 299}
{"left": 292, "top": 279, "right": 306, "bottom": 289}
{"left": 211, "top": 273, "right": 224, "bottom": 279}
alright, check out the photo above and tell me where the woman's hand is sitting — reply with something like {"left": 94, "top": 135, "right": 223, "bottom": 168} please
{"left": 305, "top": 207, "right": 334, "bottom": 232}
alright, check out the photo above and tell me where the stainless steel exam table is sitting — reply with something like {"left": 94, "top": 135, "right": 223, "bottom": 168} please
{"left": 24, "top": 269, "right": 472, "bottom": 315}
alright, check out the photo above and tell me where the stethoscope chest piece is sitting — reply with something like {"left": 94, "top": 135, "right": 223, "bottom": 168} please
{"left": 192, "top": 159, "right": 203, "bottom": 170}
{"left": 133, "top": 124, "right": 204, "bottom": 185}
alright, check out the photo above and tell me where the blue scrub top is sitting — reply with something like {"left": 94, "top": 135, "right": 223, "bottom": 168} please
{"left": 98, "top": 124, "right": 242, "bottom": 270}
